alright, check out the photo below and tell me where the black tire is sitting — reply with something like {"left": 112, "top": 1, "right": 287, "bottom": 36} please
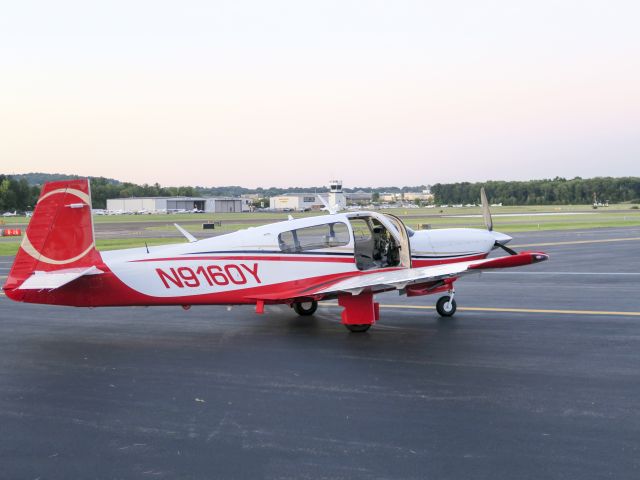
{"left": 436, "top": 296, "right": 457, "bottom": 317}
{"left": 293, "top": 300, "right": 318, "bottom": 316}
{"left": 345, "top": 324, "right": 371, "bottom": 333}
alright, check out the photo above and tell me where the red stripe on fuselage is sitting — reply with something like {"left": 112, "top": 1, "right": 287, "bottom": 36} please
{"left": 131, "top": 253, "right": 486, "bottom": 266}
{"left": 130, "top": 255, "right": 356, "bottom": 264}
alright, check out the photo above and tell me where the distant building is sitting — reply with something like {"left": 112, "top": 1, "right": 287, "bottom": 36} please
{"left": 378, "top": 191, "right": 434, "bottom": 203}
{"left": 269, "top": 180, "right": 350, "bottom": 211}
{"left": 403, "top": 192, "right": 434, "bottom": 202}
{"left": 346, "top": 191, "right": 373, "bottom": 204}
{"left": 106, "top": 196, "right": 243, "bottom": 213}
{"left": 269, "top": 193, "right": 323, "bottom": 211}
{"left": 380, "top": 193, "right": 399, "bottom": 202}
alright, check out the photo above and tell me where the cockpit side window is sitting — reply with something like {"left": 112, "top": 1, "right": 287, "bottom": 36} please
{"left": 278, "top": 222, "right": 350, "bottom": 253}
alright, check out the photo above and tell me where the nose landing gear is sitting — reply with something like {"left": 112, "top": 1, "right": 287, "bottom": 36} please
{"left": 436, "top": 289, "right": 457, "bottom": 317}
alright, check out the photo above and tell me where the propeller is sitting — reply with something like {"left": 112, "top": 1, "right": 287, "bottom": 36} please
{"left": 481, "top": 186, "right": 517, "bottom": 256}
{"left": 494, "top": 241, "right": 518, "bottom": 256}
{"left": 480, "top": 187, "right": 493, "bottom": 232}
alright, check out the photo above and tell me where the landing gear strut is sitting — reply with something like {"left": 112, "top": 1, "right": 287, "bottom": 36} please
{"left": 436, "top": 289, "right": 457, "bottom": 317}
{"left": 293, "top": 300, "right": 318, "bottom": 316}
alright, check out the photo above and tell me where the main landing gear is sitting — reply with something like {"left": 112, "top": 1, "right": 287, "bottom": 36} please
{"left": 292, "top": 299, "right": 372, "bottom": 332}
{"left": 436, "top": 289, "right": 457, "bottom": 317}
{"left": 345, "top": 324, "right": 371, "bottom": 333}
{"left": 293, "top": 300, "right": 318, "bottom": 316}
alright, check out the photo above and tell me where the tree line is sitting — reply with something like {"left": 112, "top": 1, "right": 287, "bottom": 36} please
{"left": 431, "top": 177, "right": 640, "bottom": 205}
{"left": 0, "top": 175, "right": 40, "bottom": 212}
{"left": 2, "top": 173, "right": 639, "bottom": 211}
{"left": 0, "top": 175, "right": 200, "bottom": 210}
{"left": 1, "top": 173, "right": 430, "bottom": 210}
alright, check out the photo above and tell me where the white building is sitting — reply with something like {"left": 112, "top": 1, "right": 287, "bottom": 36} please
{"left": 269, "top": 193, "right": 322, "bottom": 211}
{"left": 270, "top": 180, "right": 349, "bottom": 211}
{"left": 106, "top": 196, "right": 243, "bottom": 213}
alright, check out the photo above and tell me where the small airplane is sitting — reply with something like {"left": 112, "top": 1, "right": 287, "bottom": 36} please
{"left": 3, "top": 179, "right": 548, "bottom": 333}
{"left": 2, "top": 211, "right": 17, "bottom": 217}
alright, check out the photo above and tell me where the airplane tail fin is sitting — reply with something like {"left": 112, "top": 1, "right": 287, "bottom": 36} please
{"left": 3, "top": 179, "right": 102, "bottom": 294}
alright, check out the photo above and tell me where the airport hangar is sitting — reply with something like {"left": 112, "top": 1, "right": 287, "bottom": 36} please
{"left": 106, "top": 196, "right": 245, "bottom": 213}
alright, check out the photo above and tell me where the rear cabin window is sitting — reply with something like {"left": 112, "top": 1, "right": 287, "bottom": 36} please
{"left": 278, "top": 222, "right": 350, "bottom": 253}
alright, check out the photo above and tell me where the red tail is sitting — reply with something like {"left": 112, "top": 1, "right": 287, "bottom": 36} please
{"left": 4, "top": 179, "right": 101, "bottom": 291}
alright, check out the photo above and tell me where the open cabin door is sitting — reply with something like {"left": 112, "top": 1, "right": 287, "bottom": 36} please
{"left": 381, "top": 213, "right": 412, "bottom": 268}
{"left": 348, "top": 213, "right": 411, "bottom": 271}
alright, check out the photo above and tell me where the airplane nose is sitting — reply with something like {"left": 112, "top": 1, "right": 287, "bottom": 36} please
{"left": 490, "top": 231, "right": 512, "bottom": 245}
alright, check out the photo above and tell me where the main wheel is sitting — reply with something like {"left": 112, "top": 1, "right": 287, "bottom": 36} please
{"left": 293, "top": 300, "right": 318, "bottom": 316}
{"left": 345, "top": 324, "right": 371, "bottom": 333}
{"left": 436, "top": 296, "right": 457, "bottom": 317}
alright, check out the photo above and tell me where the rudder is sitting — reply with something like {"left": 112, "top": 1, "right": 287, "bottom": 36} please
{"left": 4, "top": 178, "right": 101, "bottom": 291}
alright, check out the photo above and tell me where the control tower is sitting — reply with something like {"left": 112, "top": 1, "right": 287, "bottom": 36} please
{"left": 328, "top": 180, "right": 347, "bottom": 210}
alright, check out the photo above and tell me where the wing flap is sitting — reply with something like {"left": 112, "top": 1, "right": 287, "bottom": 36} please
{"left": 18, "top": 266, "right": 104, "bottom": 290}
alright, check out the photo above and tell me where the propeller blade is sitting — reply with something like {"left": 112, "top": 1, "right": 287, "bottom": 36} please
{"left": 480, "top": 187, "right": 493, "bottom": 231}
{"left": 494, "top": 241, "right": 518, "bottom": 256}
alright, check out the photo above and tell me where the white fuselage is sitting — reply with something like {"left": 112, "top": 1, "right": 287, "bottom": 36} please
{"left": 99, "top": 212, "right": 511, "bottom": 301}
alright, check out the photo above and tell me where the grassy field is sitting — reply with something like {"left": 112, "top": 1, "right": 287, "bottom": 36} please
{"left": 0, "top": 237, "right": 186, "bottom": 256}
{"left": 1, "top": 204, "right": 639, "bottom": 257}
{"left": 2, "top": 203, "right": 639, "bottom": 226}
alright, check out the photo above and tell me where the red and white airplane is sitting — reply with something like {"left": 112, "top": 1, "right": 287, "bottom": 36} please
{"left": 3, "top": 179, "right": 548, "bottom": 332}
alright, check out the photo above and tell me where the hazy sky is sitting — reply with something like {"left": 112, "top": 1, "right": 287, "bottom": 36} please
{"left": 1, "top": 1, "right": 639, "bottom": 187}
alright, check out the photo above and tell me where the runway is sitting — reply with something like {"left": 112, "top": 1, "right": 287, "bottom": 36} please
{"left": 1, "top": 227, "right": 640, "bottom": 479}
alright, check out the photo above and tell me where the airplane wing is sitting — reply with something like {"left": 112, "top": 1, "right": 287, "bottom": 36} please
{"left": 248, "top": 252, "right": 547, "bottom": 302}
{"left": 314, "top": 252, "right": 548, "bottom": 296}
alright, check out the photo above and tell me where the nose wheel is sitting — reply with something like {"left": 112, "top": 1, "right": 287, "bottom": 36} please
{"left": 436, "top": 291, "right": 457, "bottom": 317}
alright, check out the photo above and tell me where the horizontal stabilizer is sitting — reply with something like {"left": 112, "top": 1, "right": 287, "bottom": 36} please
{"left": 17, "top": 266, "right": 104, "bottom": 290}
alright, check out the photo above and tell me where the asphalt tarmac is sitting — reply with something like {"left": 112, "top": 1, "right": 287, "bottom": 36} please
{"left": 1, "top": 227, "right": 640, "bottom": 479}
